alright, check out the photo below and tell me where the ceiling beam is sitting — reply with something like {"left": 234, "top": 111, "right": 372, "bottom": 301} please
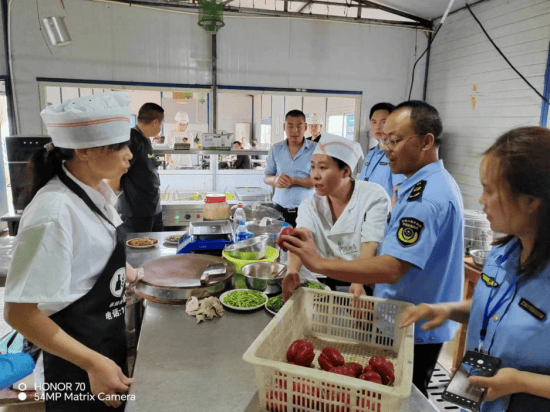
{"left": 88, "top": 0, "right": 432, "bottom": 29}
{"left": 297, "top": 0, "right": 313, "bottom": 13}
{"left": 351, "top": 0, "right": 431, "bottom": 26}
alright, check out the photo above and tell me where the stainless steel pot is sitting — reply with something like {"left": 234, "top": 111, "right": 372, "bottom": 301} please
{"left": 135, "top": 254, "right": 235, "bottom": 304}
{"left": 241, "top": 262, "right": 286, "bottom": 294}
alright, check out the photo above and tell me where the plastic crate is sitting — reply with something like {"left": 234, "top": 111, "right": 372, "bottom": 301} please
{"left": 243, "top": 288, "right": 414, "bottom": 412}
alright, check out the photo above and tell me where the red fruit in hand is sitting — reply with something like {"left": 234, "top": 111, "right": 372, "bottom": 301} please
{"left": 277, "top": 227, "right": 294, "bottom": 251}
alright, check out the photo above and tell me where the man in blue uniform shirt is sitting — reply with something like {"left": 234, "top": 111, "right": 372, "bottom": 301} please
{"left": 359, "top": 103, "right": 405, "bottom": 198}
{"left": 264, "top": 110, "right": 316, "bottom": 227}
{"left": 282, "top": 101, "right": 464, "bottom": 397}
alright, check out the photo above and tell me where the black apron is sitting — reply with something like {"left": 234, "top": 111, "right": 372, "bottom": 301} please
{"left": 41, "top": 170, "right": 128, "bottom": 411}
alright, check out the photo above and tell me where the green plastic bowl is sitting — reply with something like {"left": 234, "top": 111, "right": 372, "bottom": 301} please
{"left": 222, "top": 246, "right": 279, "bottom": 274}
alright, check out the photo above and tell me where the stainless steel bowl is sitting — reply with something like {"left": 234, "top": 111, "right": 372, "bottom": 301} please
{"left": 241, "top": 262, "right": 286, "bottom": 294}
{"left": 223, "top": 235, "right": 268, "bottom": 260}
{"left": 470, "top": 249, "right": 491, "bottom": 266}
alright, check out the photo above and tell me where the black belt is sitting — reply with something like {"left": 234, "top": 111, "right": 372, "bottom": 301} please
{"left": 274, "top": 204, "right": 298, "bottom": 214}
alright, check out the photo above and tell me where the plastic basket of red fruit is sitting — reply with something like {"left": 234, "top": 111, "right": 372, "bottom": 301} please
{"left": 243, "top": 288, "right": 414, "bottom": 412}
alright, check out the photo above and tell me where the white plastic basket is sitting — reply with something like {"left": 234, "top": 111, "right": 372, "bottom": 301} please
{"left": 243, "top": 288, "right": 414, "bottom": 412}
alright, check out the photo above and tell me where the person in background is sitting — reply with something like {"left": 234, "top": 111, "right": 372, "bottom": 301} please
{"left": 282, "top": 101, "right": 464, "bottom": 397}
{"left": 241, "top": 136, "right": 251, "bottom": 149}
{"left": 264, "top": 109, "right": 316, "bottom": 227}
{"left": 166, "top": 111, "right": 194, "bottom": 169}
{"left": 359, "top": 103, "right": 406, "bottom": 199}
{"left": 401, "top": 126, "right": 550, "bottom": 411}
{"left": 232, "top": 140, "right": 251, "bottom": 169}
{"left": 108, "top": 103, "right": 164, "bottom": 233}
{"left": 282, "top": 134, "right": 389, "bottom": 298}
{"left": 4, "top": 92, "right": 140, "bottom": 411}
{"left": 152, "top": 134, "right": 164, "bottom": 145}
{"left": 307, "top": 113, "right": 324, "bottom": 143}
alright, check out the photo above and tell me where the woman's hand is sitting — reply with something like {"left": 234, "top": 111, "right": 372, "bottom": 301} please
{"left": 282, "top": 271, "right": 301, "bottom": 302}
{"left": 282, "top": 229, "right": 324, "bottom": 273}
{"left": 86, "top": 355, "right": 134, "bottom": 408}
{"left": 468, "top": 368, "right": 521, "bottom": 402}
{"left": 399, "top": 303, "right": 451, "bottom": 330}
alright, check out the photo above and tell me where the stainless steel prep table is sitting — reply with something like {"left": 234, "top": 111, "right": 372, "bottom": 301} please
{"left": 125, "top": 232, "right": 438, "bottom": 412}
{"left": 125, "top": 231, "right": 185, "bottom": 268}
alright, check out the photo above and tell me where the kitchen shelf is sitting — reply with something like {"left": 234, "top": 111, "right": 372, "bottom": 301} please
{"left": 153, "top": 149, "right": 269, "bottom": 155}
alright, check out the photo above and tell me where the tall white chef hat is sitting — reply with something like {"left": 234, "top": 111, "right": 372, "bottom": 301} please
{"left": 308, "top": 113, "right": 323, "bottom": 125}
{"left": 40, "top": 92, "right": 131, "bottom": 149}
{"left": 174, "top": 111, "right": 190, "bottom": 124}
{"left": 313, "top": 134, "right": 364, "bottom": 172}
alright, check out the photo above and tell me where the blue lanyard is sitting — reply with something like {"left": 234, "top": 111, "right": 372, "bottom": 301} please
{"left": 479, "top": 241, "right": 520, "bottom": 352}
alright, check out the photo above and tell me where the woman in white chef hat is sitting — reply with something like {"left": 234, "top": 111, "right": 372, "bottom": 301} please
{"left": 166, "top": 110, "right": 195, "bottom": 169}
{"left": 4, "top": 92, "right": 138, "bottom": 411}
{"left": 282, "top": 134, "right": 390, "bottom": 299}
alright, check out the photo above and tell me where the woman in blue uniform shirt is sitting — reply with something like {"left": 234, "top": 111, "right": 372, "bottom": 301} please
{"left": 400, "top": 126, "right": 550, "bottom": 411}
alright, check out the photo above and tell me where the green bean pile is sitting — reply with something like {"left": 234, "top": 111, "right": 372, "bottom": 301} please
{"left": 305, "top": 282, "right": 325, "bottom": 290}
{"left": 266, "top": 294, "right": 284, "bottom": 313}
{"left": 223, "top": 290, "right": 266, "bottom": 308}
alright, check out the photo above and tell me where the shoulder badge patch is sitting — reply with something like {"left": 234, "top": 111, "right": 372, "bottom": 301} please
{"left": 407, "top": 180, "right": 427, "bottom": 201}
{"left": 397, "top": 217, "right": 424, "bottom": 247}
{"left": 480, "top": 273, "right": 499, "bottom": 288}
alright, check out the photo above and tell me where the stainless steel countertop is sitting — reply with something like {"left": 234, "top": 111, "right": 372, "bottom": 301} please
{"left": 126, "top": 231, "right": 185, "bottom": 268}
{"left": 124, "top": 303, "right": 438, "bottom": 412}
{"left": 124, "top": 233, "right": 437, "bottom": 412}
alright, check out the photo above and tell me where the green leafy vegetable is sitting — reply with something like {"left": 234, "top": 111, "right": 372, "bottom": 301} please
{"left": 223, "top": 290, "right": 266, "bottom": 308}
{"left": 266, "top": 294, "right": 285, "bottom": 313}
{"left": 305, "top": 282, "right": 325, "bottom": 290}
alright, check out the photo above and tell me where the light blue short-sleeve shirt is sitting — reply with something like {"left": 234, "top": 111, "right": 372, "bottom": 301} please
{"left": 265, "top": 139, "right": 316, "bottom": 209}
{"left": 358, "top": 145, "right": 406, "bottom": 197}
{"left": 375, "top": 160, "right": 464, "bottom": 344}
{"left": 466, "top": 240, "right": 550, "bottom": 412}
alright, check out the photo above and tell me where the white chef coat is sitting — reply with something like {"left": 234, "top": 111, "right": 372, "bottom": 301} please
{"left": 5, "top": 164, "right": 121, "bottom": 316}
{"left": 5, "top": 165, "right": 122, "bottom": 389}
{"left": 166, "top": 130, "right": 195, "bottom": 168}
{"left": 296, "top": 180, "right": 390, "bottom": 262}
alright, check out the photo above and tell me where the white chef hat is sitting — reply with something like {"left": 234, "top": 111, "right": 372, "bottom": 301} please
{"left": 313, "top": 135, "right": 364, "bottom": 172}
{"left": 308, "top": 113, "right": 323, "bottom": 125}
{"left": 174, "top": 111, "right": 190, "bottom": 124}
{"left": 40, "top": 92, "right": 131, "bottom": 149}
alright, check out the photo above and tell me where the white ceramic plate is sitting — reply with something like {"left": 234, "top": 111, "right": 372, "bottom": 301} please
{"left": 164, "top": 235, "right": 184, "bottom": 245}
{"left": 126, "top": 238, "right": 159, "bottom": 249}
{"left": 220, "top": 289, "right": 268, "bottom": 311}
{"left": 265, "top": 304, "right": 279, "bottom": 316}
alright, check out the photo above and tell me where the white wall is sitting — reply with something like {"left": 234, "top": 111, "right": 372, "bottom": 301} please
{"left": 426, "top": 0, "right": 550, "bottom": 209}
{"left": 7, "top": 0, "right": 426, "bottom": 146}
{"left": 218, "top": 17, "right": 428, "bottom": 149}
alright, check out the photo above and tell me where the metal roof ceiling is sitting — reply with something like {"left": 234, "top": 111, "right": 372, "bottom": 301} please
{"left": 93, "top": 0, "right": 480, "bottom": 30}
